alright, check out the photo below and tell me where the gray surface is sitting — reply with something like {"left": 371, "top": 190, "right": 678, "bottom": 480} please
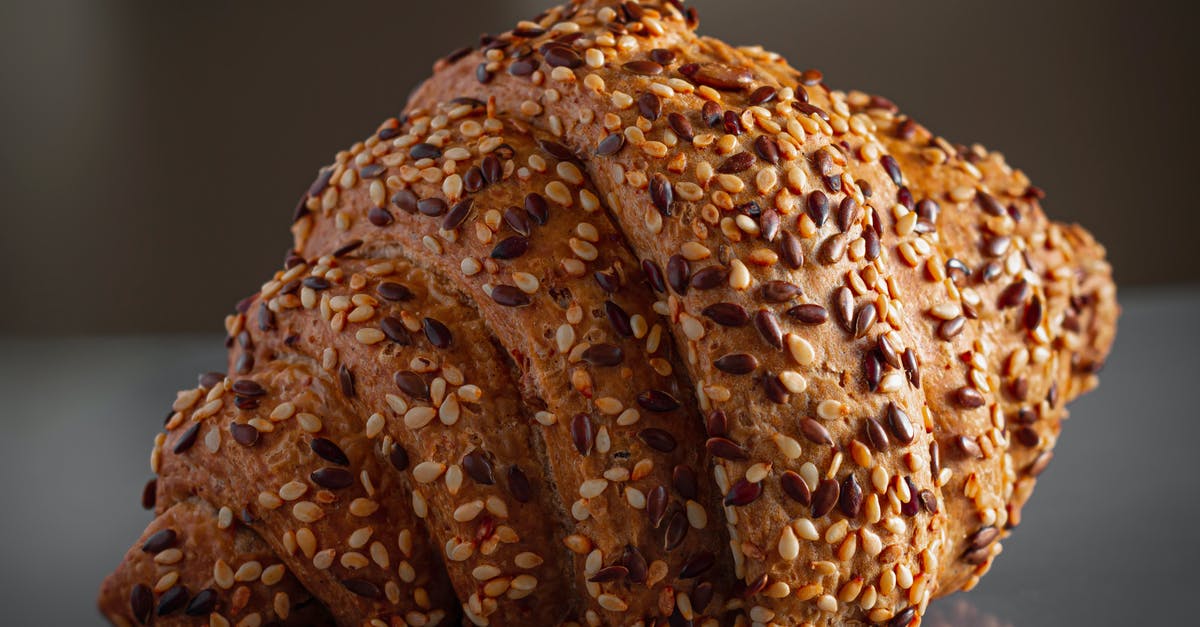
{"left": 2, "top": 287, "right": 1196, "bottom": 625}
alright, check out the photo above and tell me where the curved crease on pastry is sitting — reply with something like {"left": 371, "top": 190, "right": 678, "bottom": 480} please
{"left": 99, "top": 1, "right": 1118, "bottom": 626}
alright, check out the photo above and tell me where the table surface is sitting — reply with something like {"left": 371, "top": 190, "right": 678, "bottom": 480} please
{"left": 3, "top": 287, "right": 1196, "bottom": 626}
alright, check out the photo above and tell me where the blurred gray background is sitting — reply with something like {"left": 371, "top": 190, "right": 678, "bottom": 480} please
{"left": 1, "top": 0, "right": 1197, "bottom": 335}
{"left": 1, "top": 1, "right": 1198, "bottom": 625}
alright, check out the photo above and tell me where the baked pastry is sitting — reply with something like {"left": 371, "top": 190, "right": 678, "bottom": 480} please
{"left": 98, "top": 1, "right": 1117, "bottom": 625}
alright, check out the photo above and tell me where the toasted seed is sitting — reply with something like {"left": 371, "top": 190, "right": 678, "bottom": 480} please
{"left": 637, "top": 92, "right": 662, "bottom": 121}
{"left": 724, "top": 479, "right": 762, "bottom": 506}
{"left": 957, "top": 435, "right": 984, "bottom": 459}
{"left": 651, "top": 173, "right": 674, "bottom": 215}
{"left": 755, "top": 135, "right": 781, "bottom": 164}
{"left": 839, "top": 474, "right": 863, "bottom": 517}
{"left": 714, "top": 353, "right": 759, "bottom": 374}
{"left": 624, "top": 59, "right": 664, "bottom": 75}
{"left": 865, "top": 418, "right": 890, "bottom": 451}
{"left": 637, "top": 390, "right": 681, "bottom": 412}
{"left": 571, "top": 413, "right": 593, "bottom": 454}
{"left": 691, "top": 63, "right": 754, "bottom": 90}
{"left": 596, "top": 133, "right": 625, "bottom": 156}
{"left": 780, "top": 231, "right": 804, "bottom": 269}
{"left": 800, "top": 418, "right": 832, "bottom": 445}
{"left": 955, "top": 386, "right": 986, "bottom": 408}
{"left": 853, "top": 304, "right": 877, "bottom": 338}
{"left": 807, "top": 191, "right": 830, "bottom": 227}
{"left": 543, "top": 46, "right": 583, "bottom": 69}
{"left": 706, "top": 437, "right": 748, "bottom": 460}
{"left": 703, "top": 302, "right": 750, "bottom": 326}
{"left": 754, "top": 309, "right": 784, "bottom": 349}
{"left": 781, "top": 471, "right": 811, "bottom": 505}
{"left": 887, "top": 402, "right": 915, "bottom": 444}
{"left": 717, "top": 152, "right": 756, "bottom": 174}
{"left": 668, "top": 112, "right": 695, "bottom": 141}
{"left": 761, "top": 280, "right": 801, "bottom": 303}
{"left": 834, "top": 286, "right": 854, "bottom": 331}
{"left": 638, "top": 428, "right": 678, "bottom": 452}
{"left": 690, "top": 265, "right": 729, "bottom": 290}
{"left": 811, "top": 478, "right": 840, "bottom": 518}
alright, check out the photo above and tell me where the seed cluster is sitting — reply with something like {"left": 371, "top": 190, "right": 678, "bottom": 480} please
{"left": 101, "top": 1, "right": 1116, "bottom": 626}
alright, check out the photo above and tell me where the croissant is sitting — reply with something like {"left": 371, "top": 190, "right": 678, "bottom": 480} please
{"left": 98, "top": 1, "right": 1117, "bottom": 625}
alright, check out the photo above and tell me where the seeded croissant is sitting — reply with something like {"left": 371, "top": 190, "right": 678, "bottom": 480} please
{"left": 98, "top": 1, "right": 1117, "bottom": 625}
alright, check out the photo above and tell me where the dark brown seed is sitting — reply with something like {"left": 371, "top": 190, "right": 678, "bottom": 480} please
{"left": 650, "top": 173, "right": 674, "bottom": 215}
{"left": 394, "top": 371, "right": 430, "bottom": 400}
{"left": 865, "top": 350, "right": 883, "bottom": 392}
{"left": 955, "top": 386, "right": 986, "bottom": 408}
{"left": 800, "top": 417, "right": 832, "bottom": 445}
{"left": 380, "top": 317, "right": 411, "bottom": 345}
{"left": 141, "top": 479, "right": 157, "bottom": 510}
{"left": 232, "top": 379, "right": 265, "bottom": 397}
{"left": 837, "top": 197, "right": 860, "bottom": 232}
{"left": 490, "top": 285, "right": 531, "bottom": 307}
{"left": 705, "top": 410, "right": 729, "bottom": 437}
{"left": 422, "top": 318, "right": 452, "bottom": 348}
{"left": 506, "top": 465, "right": 531, "bottom": 502}
{"left": 142, "top": 529, "right": 176, "bottom": 553}
{"left": 638, "top": 92, "right": 662, "bottom": 120}
{"left": 441, "top": 198, "right": 473, "bottom": 230}
{"left": 811, "top": 478, "right": 840, "bottom": 518}
{"left": 887, "top": 402, "right": 915, "bottom": 444}
{"left": 753, "top": 140, "right": 781, "bottom": 170}
{"left": 417, "top": 197, "right": 448, "bottom": 217}
{"left": 691, "top": 63, "right": 754, "bottom": 90}
{"left": 1024, "top": 296, "right": 1043, "bottom": 330}
{"left": 508, "top": 58, "right": 537, "bottom": 76}
{"left": 491, "top": 236, "right": 529, "bottom": 260}
{"left": 781, "top": 471, "right": 811, "bottom": 505}
{"left": 637, "top": 390, "right": 681, "bottom": 412}
{"left": 583, "top": 343, "right": 624, "bottom": 367}
{"left": 524, "top": 193, "right": 549, "bottom": 225}
{"left": 678, "top": 550, "right": 715, "bottom": 578}
{"left": 745, "top": 573, "right": 770, "bottom": 597}
{"left": 539, "top": 139, "right": 576, "bottom": 163}
{"left": 819, "top": 234, "right": 848, "bottom": 265}
{"left": 359, "top": 164, "right": 385, "bottom": 179}
{"left": 717, "top": 151, "right": 755, "bottom": 174}
{"left": 668, "top": 112, "right": 695, "bottom": 141}
{"left": 409, "top": 143, "right": 441, "bottom": 160}
{"left": 888, "top": 606, "right": 916, "bottom": 627}
{"left": 157, "top": 585, "right": 188, "bottom": 616}
{"left": 184, "top": 589, "right": 216, "bottom": 617}
{"left": 780, "top": 231, "right": 804, "bottom": 269}
{"left": 957, "top": 435, "right": 983, "bottom": 459}
{"left": 666, "top": 254, "right": 689, "bottom": 295}
{"left": 722, "top": 110, "right": 744, "bottom": 135}
{"left": 998, "top": 280, "right": 1030, "bottom": 309}
{"left": 130, "top": 584, "right": 153, "bottom": 624}
{"left": 760, "top": 208, "right": 781, "bottom": 242}
{"left": 341, "top": 578, "right": 382, "bottom": 599}
{"left": 311, "top": 437, "right": 349, "bottom": 466}
{"left": 650, "top": 47, "right": 676, "bottom": 64}
{"left": 761, "top": 280, "right": 801, "bottom": 303}
{"left": 799, "top": 68, "right": 824, "bottom": 85}
{"left": 604, "top": 301, "right": 633, "bottom": 337}
{"left": 230, "top": 422, "right": 259, "bottom": 447}
{"left": 1015, "top": 426, "right": 1040, "bottom": 447}
{"left": 377, "top": 282, "right": 413, "bottom": 302}
{"left": 881, "top": 154, "right": 903, "bottom": 185}
{"left": 866, "top": 417, "right": 890, "bottom": 451}
{"left": 970, "top": 526, "right": 1000, "bottom": 550}
{"left": 596, "top": 133, "right": 625, "bottom": 156}
{"left": 703, "top": 302, "right": 749, "bottom": 326}
{"left": 749, "top": 85, "right": 777, "bottom": 105}
{"left": 306, "top": 167, "right": 334, "bottom": 197}
{"left": 877, "top": 336, "right": 901, "bottom": 369}
{"left": 644, "top": 484, "right": 671, "bottom": 531}
{"left": 482, "top": 155, "right": 503, "bottom": 185}
{"left": 754, "top": 309, "right": 784, "bottom": 349}
{"left": 623, "top": 545, "right": 649, "bottom": 582}
{"left": 714, "top": 353, "right": 758, "bottom": 375}
{"left": 938, "top": 316, "right": 966, "bottom": 341}
{"left": 706, "top": 437, "right": 748, "bottom": 460}
{"left": 463, "top": 166, "right": 485, "bottom": 193}
{"left": 792, "top": 100, "right": 830, "bottom": 122}
{"left": 920, "top": 489, "right": 939, "bottom": 514}
{"left": 301, "top": 276, "right": 330, "bottom": 291}
{"left": 930, "top": 441, "right": 941, "bottom": 478}
{"left": 462, "top": 451, "right": 495, "bottom": 485}
{"left": 903, "top": 348, "right": 921, "bottom": 388}
{"left": 642, "top": 259, "right": 666, "bottom": 293}
{"left": 639, "top": 428, "right": 678, "bottom": 452}
{"left": 814, "top": 149, "right": 837, "bottom": 176}
{"left": 389, "top": 444, "right": 409, "bottom": 471}
{"left": 311, "top": 467, "right": 354, "bottom": 490}
{"left": 588, "top": 565, "right": 629, "bottom": 583}
{"left": 839, "top": 474, "right": 863, "bottom": 517}
{"left": 368, "top": 207, "right": 394, "bottom": 227}
{"left": 544, "top": 46, "right": 583, "bottom": 69}
{"left": 673, "top": 464, "right": 698, "bottom": 499}
{"left": 724, "top": 478, "right": 762, "bottom": 506}
{"left": 702, "top": 101, "right": 723, "bottom": 127}
{"left": 338, "top": 364, "right": 355, "bottom": 398}
{"left": 172, "top": 423, "right": 200, "bottom": 454}
{"left": 807, "top": 191, "right": 830, "bottom": 227}
{"left": 853, "top": 303, "right": 877, "bottom": 338}
{"left": 664, "top": 509, "right": 688, "bottom": 550}
{"left": 335, "top": 238, "right": 364, "bottom": 257}
{"left": 763, "top": 372, "right": 789, "bottom": 404}
{"left": 571, "top": 413, "right": 593, "bottom": 455}
{"left": 503, "top": 206, "right": 532, "bottom": 236}
{"left": 863, "top": 227, "right": 880, "bottom": 261}
{"left": 690, "top": 265, "right": 728, "bottom": 290}
{"left": 976, "top": 191, "right": 1006, "bottom": 216}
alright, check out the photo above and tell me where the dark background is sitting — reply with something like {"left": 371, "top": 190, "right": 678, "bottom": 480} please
{"left": 1, "top": 0, "right": 1197, "bottom": 335}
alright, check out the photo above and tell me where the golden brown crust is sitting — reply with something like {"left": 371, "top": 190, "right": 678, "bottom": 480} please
{"left": 98, "top": 499, "right": 333, "bottom": 627}
{"left": 102, "top": 1, "right": 1117, "bottom": 625}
